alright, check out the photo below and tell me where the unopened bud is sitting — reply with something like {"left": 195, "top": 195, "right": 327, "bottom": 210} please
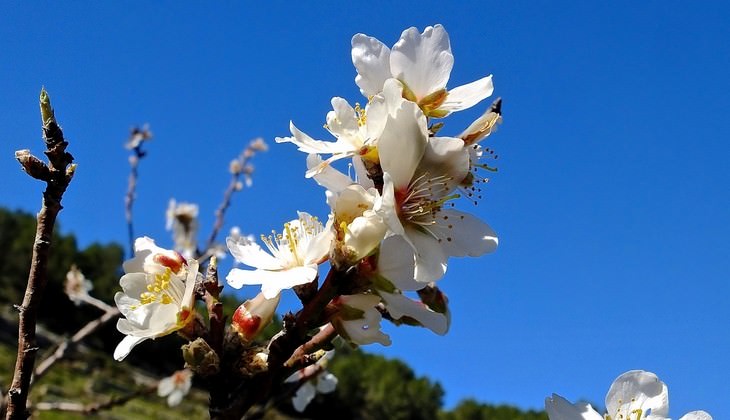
{"left": 229, "top": 159, "right": 242, "bottom": 174}
{"left": 39, "top": 88, "right": 56, "bottom": 126}
{"left": 15, "top": 149, "right": 50, "bottom": 180}
{"left": 231, "top": 293, "right": 281, "bottom": 342}
{"left": 182, "top": 337, "right": 220, "bottom": 377}
{"left": 249, "top": 138, "right": 268, "bottom": 152}
{"left": 459, "top": 98, "right": 502, "bottom": 145}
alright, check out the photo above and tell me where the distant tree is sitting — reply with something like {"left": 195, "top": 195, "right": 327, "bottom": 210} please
{"left": 439, "top": 398, "right": 548, "bottom": 420}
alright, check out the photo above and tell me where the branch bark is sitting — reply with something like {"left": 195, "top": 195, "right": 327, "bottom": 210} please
{"left": 6, "top": 89, "right": 75, "bottom": 420}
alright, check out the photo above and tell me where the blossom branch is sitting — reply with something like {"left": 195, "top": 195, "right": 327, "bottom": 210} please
{"left": 203, "top": 138, "right": 267, "bottom": 256}
{"left": 124, "top": 125, "right": 152, "bottom": 258}
{"left": 6, "top": 89, "right": 75, "bottom": 420}
{"left": 33, "top": 307, "right": 119, "bottom": 382}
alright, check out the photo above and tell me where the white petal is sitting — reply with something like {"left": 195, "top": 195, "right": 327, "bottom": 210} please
{"left": 226, "top": 236, "right": 283, "bottom": 270}
{"left": 292, "top": 383, "right": 316, "bottom": 412}
{"left": 157, "top": 376, "right": 175, "bottom": 397}
{"left": 307, "top": 154, "right": 354, "bottom": 192}
{"left": 377, "top": 100, "right": 427, "bottom": 189}
{"left": 679, "top": 411, "right": 713, "bottom": 420}
{"left": 407, "top": 227, "right": 448, "bottom": 283}
{"left": 352, "top": 34, "right": 391, "bottom": 97}
{"left": 545, "top": 394, "right": 603, "bottom": 420}
{"left": 390, "top": 25, "right": 453, "bottom": 100}
{"left": 226, "top": 266, "right": 318, "bottom": 299}
{"left": 326, "top": 97, "right": 359, "bottom": 138}
{"left": 605, "top": 371, "right": 669, "bottom": 419}
{"left": 352, "top": 156, "right": 374, "bottom": 189}
{"left": 440, "top": 75, "right": 494, "bottom": 113}
{"left": 377, "top": 173, "right": 406, "bottom": 238}
{"left": 117, "top": 273, "right": 147, "bottom": 302}
{"left": 316, "top": 373, "right": 338, "bottom": 394}
{"left": 380, "top": 291, "right": 449, "bottom": 335}
{"left": 345, "top": 212, "right": 387, "bottom": 261}
{"left": 435, "top": 209, "right": 498, "bottom": 257}
{"left": 419, "top": 136, "right": 469, "bottom": 193}
{"left": 278, "top": 121, "right": 355, "bottom": 154}
{"left": 114, "top": 335, "right": 147, "bottom": 361}
{"left": 303, "top": 229, "right": 333, "bottom": 265}
{"left": 167, "top": 390, "right": 184, "bottom": 407}
{"left": 377, "top": 236, "right": 421, "bottom": 291}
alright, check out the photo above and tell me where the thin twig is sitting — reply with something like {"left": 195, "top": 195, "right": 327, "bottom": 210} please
{"left": 6, "top": 89, "right": 76, "bottom": 420}
{"left": 33, "top": 307, "right": 119, "bottom": 382}
{"left": 124, "top": 125, "right": 152, "bottom": 258}
{"left": 203, "top": 138, "right": 266, "bottom": 256}
{"left": 34, "top": 384, "right": 157, "bottom": 415}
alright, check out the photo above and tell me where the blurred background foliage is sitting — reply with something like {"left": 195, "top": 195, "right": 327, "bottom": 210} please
{"left": 0, "top": 207, "right": 546, "bottom": 419}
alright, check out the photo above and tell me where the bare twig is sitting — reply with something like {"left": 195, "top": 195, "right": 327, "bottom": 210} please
{"left": 284, "top": 323, "right": 336, "bottom": 369}
{"left": 6, "top": 89, "right": 76, "bottom": 420}
{"left": 203, "top": 138, "right": 267, "bottom": 256}
{"left": 33, "top": 307, "right": 119, "bottom": 382}
{"left": 34, "top": 384, "right": 157, "bottom": 415}
{"left": 124, "top": 125, "right": 152, "bottom": 258}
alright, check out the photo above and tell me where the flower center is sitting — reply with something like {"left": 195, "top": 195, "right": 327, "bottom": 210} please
{"left": 260, "top": 214, "right": 324, "bottom": 267}
{"left": 138, "top": 267, "right": 184, "bottom": 306}
{"left": 397, "top": 172, "right": 459, "bottom": 227}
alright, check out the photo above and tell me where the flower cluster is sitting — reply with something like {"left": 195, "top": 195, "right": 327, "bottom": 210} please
{"left": 227, "top": 24, "right": 500, "bottom": 346}
{"left": 546, "top": 370, "right": 712, "bottom": 420}
{"left": 111, "top": 25, "right": 502, "bottom": 415}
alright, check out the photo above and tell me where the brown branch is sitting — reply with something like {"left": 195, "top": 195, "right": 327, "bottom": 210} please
{"left": 284, "top": 323, "right": 337, "bottom": 370}
{"left": 208, "top": 267, "right": 351, "bottom": 419}
{"left": 6, "top": 89, "right": 75, "bottom": 420}
{"left": 33, "top": 308, "right": 119, "bottom": 382}
{"left": 203, "top": 257, "right": 225, "bottom": 356}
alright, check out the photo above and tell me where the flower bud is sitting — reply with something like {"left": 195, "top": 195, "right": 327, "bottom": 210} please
{"left": 181, "top": 337, "right": 220, "bottom": 377}
{"left": 231, "top": 292, "right": 281, "bottom": 342}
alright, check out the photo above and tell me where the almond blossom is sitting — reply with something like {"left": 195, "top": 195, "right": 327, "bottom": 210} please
{"left": 226, "top": 212, "right": 331, "bottom": 299}
{"left": 286, "top": 351, "right": 338, "bottom": 412}
{"left": 275, "top": 78, "right": 416, "bottom": 177}
{"left": 377, "top": 118, "right": 498, "bottom": 283}
{"left": 545, "top": 370, "right": 712, "bottom": 420}
{"left": 352, "top": 24, "right": 494, "bottom": 117}
{"left": 157, "top": 369, "right": 193, "bottom": 407}
{"left": 114, "top": 237, "right": 198, "bottom": 361}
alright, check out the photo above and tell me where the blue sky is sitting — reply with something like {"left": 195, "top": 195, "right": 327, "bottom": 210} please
{"left": 2, "top": 1, "right": 729, "bottom": 417}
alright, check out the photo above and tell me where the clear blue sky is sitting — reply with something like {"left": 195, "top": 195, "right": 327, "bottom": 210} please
{"left": 2, "top": 1, "right": 729, "bottom": 417}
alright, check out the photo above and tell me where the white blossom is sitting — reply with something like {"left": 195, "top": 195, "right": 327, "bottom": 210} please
{"left": 352, "top": 24, "right": 493, "bottom": 117}
{"left": 166, "top": 199, "right": 199, "bottom": 258}
{"left": 65, "top": 264, "right": 93, "bottom": 305}
{"left": 286, "top": 351, "right": 338, "bottom": 412}
{"left": 157, "top": 369, "right": 193, "bottom": 407}
{"left": 114, "top": 237, "right": 198, "bottom": 361}
{"left": 226, "top": 212, "right": 331, "bottom": 299}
